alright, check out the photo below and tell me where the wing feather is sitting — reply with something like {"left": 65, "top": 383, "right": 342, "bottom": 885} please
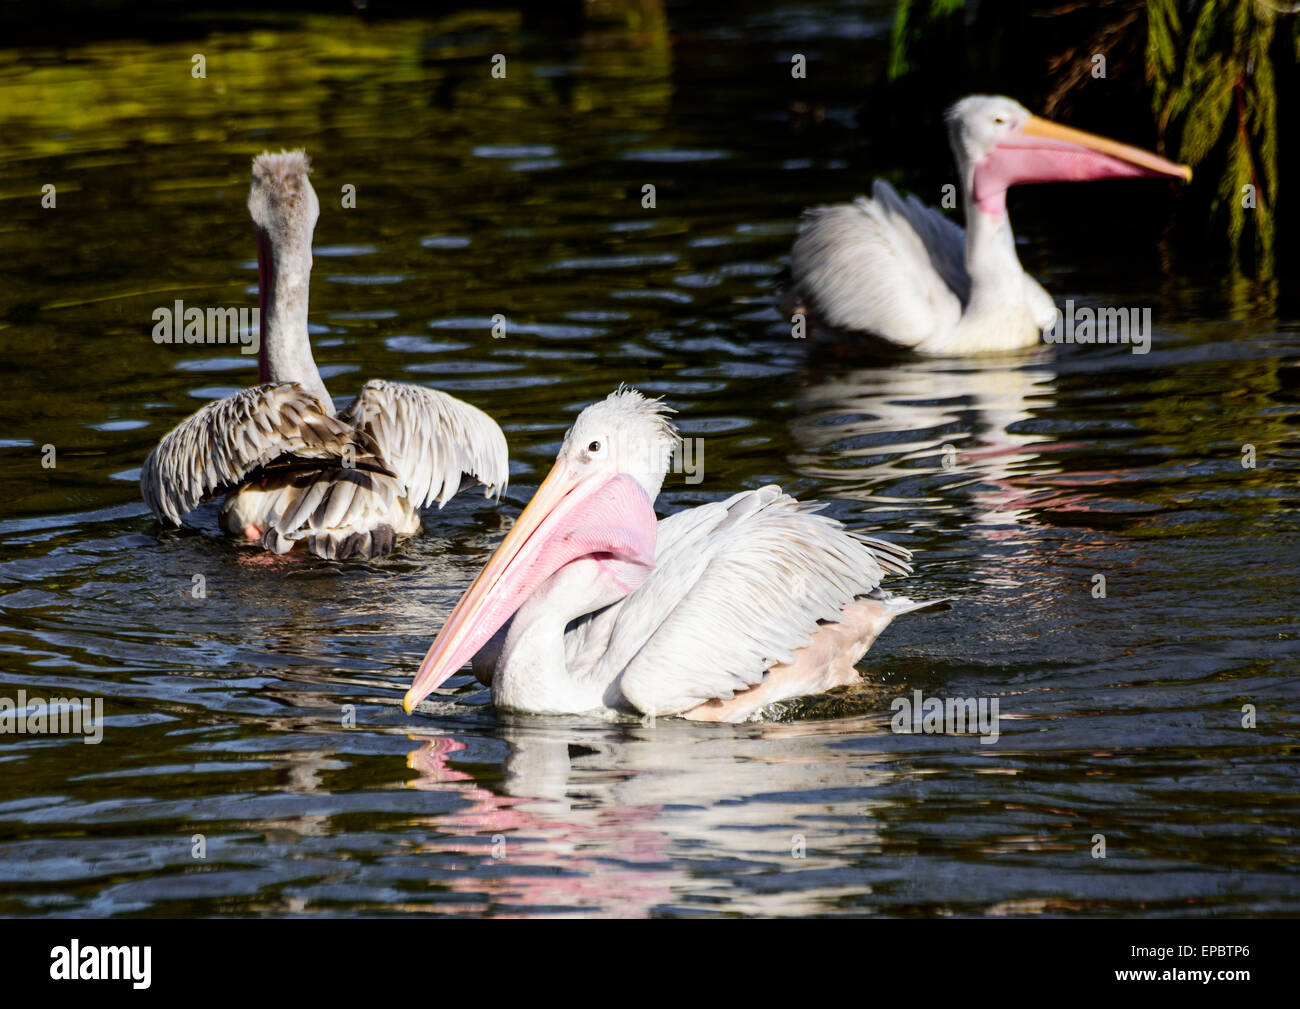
{"left": 141, "top": 382, "right": 374, "bottom": 526}
{"left": 256, "top": 466, "right": 406, "bottom": 557}
{"left": 339, "top": 380, "right": 508, "bottom": 508}
{"left": 601, "top": 486, "right": 913, "bottom": 716}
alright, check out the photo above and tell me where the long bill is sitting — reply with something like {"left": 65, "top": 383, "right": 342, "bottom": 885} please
{"left": 402, "top": 463, "right": 658, "bottom": 713}
{"left": 973, "top": 113, "right": 1192, "bottom": 215}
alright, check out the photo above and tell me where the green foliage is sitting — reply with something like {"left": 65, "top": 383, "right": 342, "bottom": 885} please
{"left": 1148, "top": 0, "right": 1285, "bottom": 276}
{"left": 889, "top": 0, "right": 965, "bottom": 80}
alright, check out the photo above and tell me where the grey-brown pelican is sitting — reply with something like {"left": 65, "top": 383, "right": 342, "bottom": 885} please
{"left": 403, "top": 388, "right": 944, "bottom": 723}
{"left": 786, "top": 95, "right": 1191, "bottom": 355}
{"left": 141, "top": 150, "right": 508, "bottom": 558}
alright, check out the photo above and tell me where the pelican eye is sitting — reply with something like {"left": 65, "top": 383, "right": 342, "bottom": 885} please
{"left": 993, "top": 116, "right": 1006, "bottom": 125}
{"left": 588, "top": 440, "right": 601, "bottom": 453}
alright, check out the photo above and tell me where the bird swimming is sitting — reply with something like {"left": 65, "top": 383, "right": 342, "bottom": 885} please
{"left": 785, "top": 95, "right": 1191, "bottom": 355}
{"left": 141, "top": 150, "right": 508, "bottom": 558}
{"left": 403, "top": 388, "right": 944, "bottom": 723}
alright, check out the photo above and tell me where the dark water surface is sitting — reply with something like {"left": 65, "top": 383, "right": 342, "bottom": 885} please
{"left": 1, "top": 3, "right": 1298, "bottom": 916}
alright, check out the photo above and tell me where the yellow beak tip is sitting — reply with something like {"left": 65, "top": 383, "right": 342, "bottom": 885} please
{"left": 402, "top": 696, "right": 415, "bottom": 715}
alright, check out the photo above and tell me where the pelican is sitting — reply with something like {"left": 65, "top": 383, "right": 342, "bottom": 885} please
{"left": 141, "top": 150, "right": 508, "bottom": 558}
{"left": 786, "top": 95, "right": 1191, "bottom": 355}
{"left": 403, "top": 388, "right": 945, "bottom": 723}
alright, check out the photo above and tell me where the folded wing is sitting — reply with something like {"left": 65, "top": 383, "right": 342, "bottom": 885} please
{"left": 790, "top": 179, "right": 968, "bottom": 347}
{"left": 602, "top": 485, "right": 913, "bottom": 716}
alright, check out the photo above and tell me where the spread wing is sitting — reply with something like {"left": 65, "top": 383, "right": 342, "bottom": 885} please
{"left": 339, "top": 380, "right": 509, "bottom": 508}
{"left": 595, "top": 486, "right": 913, "bottom": 716}
{"left": 789, "top": 179, "right": 968, "bottom": 347}
{"left": 141, "top": 382, "right": 376, "bottom": 525}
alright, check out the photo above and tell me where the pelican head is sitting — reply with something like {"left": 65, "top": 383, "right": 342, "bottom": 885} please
{"left": 248, "top": 149, "right": 319, "bottom": 246}
{"left": 559, "top": 387, "right": 680, "bottom": 503}
{"left": 403, "top": 389, "right": 671, "bottom": 713}
{"left": 945, "top": 94, "right": 1191, "bottom": 217}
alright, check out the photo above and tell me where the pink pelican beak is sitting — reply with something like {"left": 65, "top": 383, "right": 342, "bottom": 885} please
{"left": 403, "top": 462, "right": 658, "bottom": 714}
{"left": 973, "top": 114, "right": 1192, "bottom": 216}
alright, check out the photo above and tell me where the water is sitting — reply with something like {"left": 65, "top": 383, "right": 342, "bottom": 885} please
{"left": 1, "top": 3, "right": 1298, "bottom": 917}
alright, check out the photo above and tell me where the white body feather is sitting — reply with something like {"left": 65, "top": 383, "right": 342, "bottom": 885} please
{"left": 411, "top": 389, "right": 945, "bottom": 724}
{"left": 487, "top": 485, "right": 923, "bottom": 723}
{"left": 789, "top": 179, "right": 1051, "bottom": 355}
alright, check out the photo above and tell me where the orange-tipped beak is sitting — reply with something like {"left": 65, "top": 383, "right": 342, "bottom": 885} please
{"left": 973, "top": 113, "right": 1191, "bottom": 215}
{"left": 1020, "top": 115, "right": 1192, "bottom": 183}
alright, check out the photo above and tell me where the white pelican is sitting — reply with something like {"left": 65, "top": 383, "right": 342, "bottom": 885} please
{"left": 403, "top": 388, "right": 944, "bottom": 723}
{"left": 141, "top": 150, "right": 509, "bottom": 558}
{"left": 786, "top": 95, "right": 1191, "bottom": 355}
